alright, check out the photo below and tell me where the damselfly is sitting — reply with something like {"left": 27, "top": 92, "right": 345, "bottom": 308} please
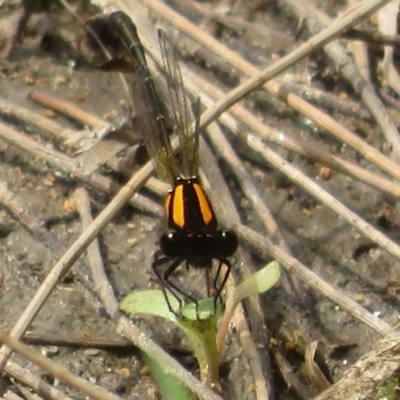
{"left": 109, "top": 11, "right": 238, "bottom": 314}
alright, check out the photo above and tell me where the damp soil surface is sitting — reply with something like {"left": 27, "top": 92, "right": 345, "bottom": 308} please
{"left": 0, "top": 1, "right": 400, "bottom": 400}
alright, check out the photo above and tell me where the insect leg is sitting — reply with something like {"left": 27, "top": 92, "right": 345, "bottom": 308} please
{"left": 213, "top": 258, "right": 232, "bottom": 309}
{"left": 152, "top": 257, "right": 184, "bottom": 313}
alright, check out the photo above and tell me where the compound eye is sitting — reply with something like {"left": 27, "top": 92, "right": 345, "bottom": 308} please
{"left": 160, "top": 230, "right": 184, "bottom": 257}
{"left": 219, "top": 229, "right": 238, "bottom": 257}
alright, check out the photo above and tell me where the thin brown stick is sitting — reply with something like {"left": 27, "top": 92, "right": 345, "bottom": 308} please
{"left": 29, "top": 91, "right": 109, "bottom": 131}
{"left": 0, "top": 331, "right": 123, "bottom": 400}
{"left": 22, "top": 333, "right": 189, "bottom": 355}
{"left": 4, "top": 360, "right": 74, "bottom": 400}
{"left": 73, "top": 187, "right": 119, "bottom": 316}
{"left": 22, "top": 334, "right": 135, "bottom": 350}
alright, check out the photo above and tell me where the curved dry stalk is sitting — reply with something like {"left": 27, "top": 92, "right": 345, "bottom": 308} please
{"left": 305, "top": 341, "right": 331, "bottom": 392}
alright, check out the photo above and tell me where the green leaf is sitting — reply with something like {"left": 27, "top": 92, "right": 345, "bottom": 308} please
{"left": 143, "top": 352, "right": 196, "bottom": 400}
{"left": 180, "top": 297, "right": 218, "bottom": 320}
{"left": 119, "top": 289, "right": 178, "bottom": 322}
{"left": 228, "top": 261, "right": 280, "bottom": 308}
{"left": 120, "top": 291, "right": 222, "bottom": 386}
{"left": 374, "top": 377, "right": 399, "bottom": 400}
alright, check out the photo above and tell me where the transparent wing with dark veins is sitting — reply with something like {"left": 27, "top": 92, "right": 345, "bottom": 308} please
{"left": 132, "top": 66, "right": 179, "bottom": 185}
{"left": 158, "top": 30, "right": 199, "bottom": 179}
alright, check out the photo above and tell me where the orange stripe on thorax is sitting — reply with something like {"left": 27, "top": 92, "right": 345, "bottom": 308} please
{"left": 193, "top": 182, "right": 213, "bottom": 225}
{"left": 171, "top": 183, "right": 185, "bottom": 229}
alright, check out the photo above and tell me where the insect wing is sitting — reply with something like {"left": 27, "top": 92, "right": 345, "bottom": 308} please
{"left": 132, "top": 67, "right": 179, "bottom": 184}
{"left": 158, "top": 30, "right": 199, "bottom": 178}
